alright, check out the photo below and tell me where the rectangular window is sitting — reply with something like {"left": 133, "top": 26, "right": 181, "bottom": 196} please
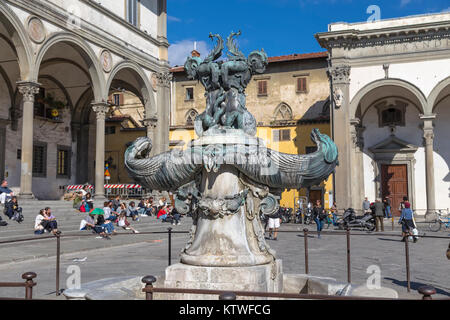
{"left": 57, "top": 146, "right": 71, "bottom": 178}
{"left": 273, "top": 129, "right": 291, "bottom": 142}
{"left": 126, "top": 0, "right": 139, "bottom": 27}
{"left": 113, "top": 94, "right": 122, "bottom": 106}
{"left": 258, "top": 80, "right": 268, "bottom": 96}
{"left": 17, "top": 149, "right": 21, "bottom": 160}
{"left": 185, "top": 87, "right": 194, "bottom": 101}
{"left": 297, "top": 77, "right": 307, "bottom": 93}
{"left": 105, "top": 126, "right": 116, "bottom": 135}
{"left": 32, "top": 142, "right": 47, "bottom": 177}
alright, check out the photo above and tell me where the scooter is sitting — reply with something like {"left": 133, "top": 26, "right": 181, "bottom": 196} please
{"left": 303, "top": 207, "right": 313, "bottom": 225}
{"left": 294, "top": 207, "right": 303, "bottom": 224}
{"left": 337, "top": 208, "right": 376, "bottom": 231}
{"left": 280, "top": 207, "right": 293, "bottom": 224}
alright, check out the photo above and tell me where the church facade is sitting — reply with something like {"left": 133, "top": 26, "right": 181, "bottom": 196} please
{"left": 0, "top": 0, "right": 170, "bottom": 199}
{"left": 316, "top": 12, "right": 450, "bottom": 216}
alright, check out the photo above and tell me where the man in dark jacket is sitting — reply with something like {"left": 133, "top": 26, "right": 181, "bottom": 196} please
{"left": 313, "top": 200, "right": 326, "bottom": 238}
{"left": 371, "top": 198, "right": 385, "bottom": 232}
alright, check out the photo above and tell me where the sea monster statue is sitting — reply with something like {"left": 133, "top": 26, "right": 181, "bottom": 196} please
{"left": 125, "top": 32, "right": 339, "bottom": 269}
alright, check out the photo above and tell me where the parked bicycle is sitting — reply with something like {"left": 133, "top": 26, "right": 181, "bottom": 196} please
{"left": 428, "top": 210, "right": 450, "bottom": 232}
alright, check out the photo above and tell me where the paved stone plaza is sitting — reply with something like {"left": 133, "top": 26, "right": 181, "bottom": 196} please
{"left": 0, "top": 201, "right": 448, "bottom": 300}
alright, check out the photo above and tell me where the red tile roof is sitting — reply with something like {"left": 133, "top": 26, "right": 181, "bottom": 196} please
{"left": 170, "top": 51, "right": 328, "bottom": 73}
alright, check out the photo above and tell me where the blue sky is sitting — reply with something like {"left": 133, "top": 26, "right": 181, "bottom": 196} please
{"left": 167, "top": 0, "right": 450, "bottom": 66}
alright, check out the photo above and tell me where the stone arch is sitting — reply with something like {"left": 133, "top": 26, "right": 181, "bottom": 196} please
{"left": 350, "top": 78, "right": 427, "bottom": 120}
{"left": 0, "top": 1, "right": 33, "bottom": 79}
{"left": 428, "top": 75, "right": 450, "bottom": 114}
{"left": 106, "top": 60, "right": 156, "bottom": 118}
{"left": 32, "top": 32, "right": 105, "bottom": 101}
{"left": 273, "top": 102, "right": 293, "bottom": 121}
{"left": 38, "top": 74, "right": 74, "bottom": 111}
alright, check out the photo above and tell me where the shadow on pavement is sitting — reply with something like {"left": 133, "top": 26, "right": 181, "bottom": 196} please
{"left": 384, "top": 277, "right": 450, "bottom": 297}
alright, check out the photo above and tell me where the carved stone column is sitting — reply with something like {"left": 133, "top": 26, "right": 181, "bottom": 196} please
{"left": 421, "top": 115, "right": 436, "bottom": 219}
{"left": 143, "top": 115, "right": 158, "bottom": 156}
{"left": 350, "top": 118, "right": 365, "bottom": 211}
{"left": 328, "top": 64, "right": 351, "bottom": 211}
{"left": 92, "top": 102, "right": 110, "bottom": 199}
{"left": 17, "top": 81, "right": 40, "bottom": 199}
{"left": 0, "top": 118, "right": 9, "bottom": 182}
{"left": 156, "top": 71, "right": 172, "bottom": 154}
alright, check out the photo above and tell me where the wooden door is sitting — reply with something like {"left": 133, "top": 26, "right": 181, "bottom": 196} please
{"left": 308, "top": 190, "right": 323, "bottom": 207}
{"left": 381, "top": 165, "right": 408, "bottom": 217}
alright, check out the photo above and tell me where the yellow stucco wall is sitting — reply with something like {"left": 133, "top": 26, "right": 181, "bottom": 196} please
{"left": 169, "top": 122, "right": 333, "bottom": 209}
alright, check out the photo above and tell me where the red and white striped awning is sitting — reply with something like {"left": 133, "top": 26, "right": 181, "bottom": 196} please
{"left": 104, "top": 184, "right": 142, "bottom": 189}
{"left": 66, "top": 185, "right": 94, "bottom": 190}
{"left": 66, "top": 184, "right": 142, "bottom": 190}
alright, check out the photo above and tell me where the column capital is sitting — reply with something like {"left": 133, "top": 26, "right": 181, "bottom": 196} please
{"left": 143, "top": 116, "right": 158, "bottom": 128}
{"left": 91, "top": 102, "right": 111, "bottom": 120}
{"left": 17, "top": 81, "right": 40, "bottom": 103}
{"left": 328, "top": 64, "right": 351, "bottom": 85}
{"left": 156, "top": 71, "right": 173, "bottom": 88}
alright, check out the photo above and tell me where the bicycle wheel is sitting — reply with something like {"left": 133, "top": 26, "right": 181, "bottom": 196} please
{"left": 428, "top": 220, "right": 441, "bottom": 232}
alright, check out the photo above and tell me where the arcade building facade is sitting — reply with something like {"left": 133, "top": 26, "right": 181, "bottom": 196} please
{"left": 317, "top": 12, "right": 450, "bottom": 216}
{"left": 0, "top": 0, "right": 170, "bottom": 199}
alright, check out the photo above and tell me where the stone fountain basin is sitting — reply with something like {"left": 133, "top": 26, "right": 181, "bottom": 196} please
{"left": 63, "top": 273, "right": 398, "bottom": 300}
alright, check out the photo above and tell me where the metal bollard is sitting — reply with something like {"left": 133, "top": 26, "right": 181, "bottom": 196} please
{"left": 405, "top": 236, "right": 411, "bottom": 292}
{"left": 56, "top": 231, "right": 61, "bottom": 296}
{"left": 219, "top": 292, "right": 237, "bottom": 300}
{"left": 168, "top": 227, "right": 173, "bottom": 266}
{"left": 346, "top": 228, "right": 351, "bottom": 284}
{"left": 22, "top": 272, "right": 37, "bottom": 300}
{"left": 142, "top": 275, "right": 157, "bottom": 300}
{"left": 418, "top": 286, "right": 436, "bottom": 300}
{"left": 303, "top": 228, "right": 309, "bottom": 274}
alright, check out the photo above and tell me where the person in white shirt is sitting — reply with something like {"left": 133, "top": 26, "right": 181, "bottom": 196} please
{"left": 34, "top": 209, "right": 46, "bottom": 235}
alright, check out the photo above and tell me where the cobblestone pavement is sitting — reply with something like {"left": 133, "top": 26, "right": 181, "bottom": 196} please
{"left": 0, "top": 207, "right": 448, "bottom": 300}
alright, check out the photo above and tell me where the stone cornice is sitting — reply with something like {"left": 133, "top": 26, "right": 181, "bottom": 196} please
{"left": 7, "top": 0, "right": 166, "bottom": 72}
{"left": 79, "top": 0, "right": 169, "bottom": 48}
{"left": 316, "top": 21, "right": 450, "bottom": 49}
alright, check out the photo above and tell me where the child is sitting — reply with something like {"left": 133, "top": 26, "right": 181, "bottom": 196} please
{"left": 118, "top": 211, "right": 139, "bottom": 234}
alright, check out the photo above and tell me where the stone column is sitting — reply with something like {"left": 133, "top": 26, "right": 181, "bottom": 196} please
{"left": 17, "top": 81, "right": 40, "bottom": 199}
{"left": 421, "top": 115, "right": 436, "bottom": 219}
{"left": 143, "top": 115, "right": 158, "bottom": 156}
{"left": 156, "top": 71, "right": 172, "bottom": 154}
{"left": 157, "top": 0, "right": 169, "bottom": 62}
{"left": 0, "top": 119, "right": 9, "bottom": 182}
{"left": 328, "top": 65, "right": 351, "bottom": 212}
{"left": 92, "top": 102, "right": 110, "bottom": 199}
{"left": 350, "top": 119, "right": 366, "bottom": 212}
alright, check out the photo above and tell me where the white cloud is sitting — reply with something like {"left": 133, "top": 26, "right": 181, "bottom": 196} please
{"left": 167, "top": 15, "right": 181, "bottom": 22}
{"left": 400, "top": 0, "right": 411, "bottom": 7}
{"left": 169, "top": 40, "right": 211, "bottom": 67}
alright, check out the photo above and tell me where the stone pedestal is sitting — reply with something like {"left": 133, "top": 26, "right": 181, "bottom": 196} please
{"left": 160, "top": 260, "right": 283, "bottom": 300}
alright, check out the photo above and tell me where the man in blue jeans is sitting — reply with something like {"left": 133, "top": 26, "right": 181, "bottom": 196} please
{"left": 383, "top": 196, "right": 391, "bottom": 218}
{"left": 313, "top": 200, "right": 326, "bottom": 238}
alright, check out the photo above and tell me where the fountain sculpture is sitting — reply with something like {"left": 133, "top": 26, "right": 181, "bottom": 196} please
{"left": 124, "top": 32, "right": 339, "bottom": 297}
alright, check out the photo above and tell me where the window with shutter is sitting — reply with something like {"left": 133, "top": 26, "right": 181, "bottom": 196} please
{"left": 57, "top": 146, "right": 71, "bottom": 178}
{"left": 273, "top": 129, "right": 290, "bottom": 142}
{"left": 297, "top": 78, "right": 307, "bottom": 93}
{"left": 126, "top": 0, "right": 139, "bottom": 27}
{"left": 258, "top": 81, "right": 268, "bottom": 96}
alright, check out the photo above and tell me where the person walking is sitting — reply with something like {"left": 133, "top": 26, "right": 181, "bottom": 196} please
{"left": 313, "top": 200, "right": 326, "bottom": 238}
{"left": 399, "top": 201, "right": 415, "bottom": 242}
{"left": 383, "top": 196, "right": 391, "bottom": 218}
{"left": 267, "top": 207, "right": 282, "bottom": 241}
{"left": 371, "top": 198, "right": 385, "bottom": 232}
